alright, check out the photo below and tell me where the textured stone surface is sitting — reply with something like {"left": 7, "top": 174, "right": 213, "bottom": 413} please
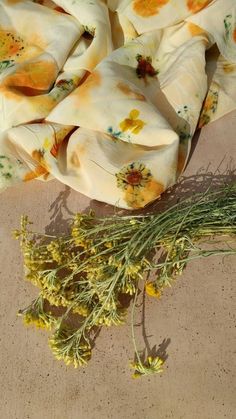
{"left": 0, "top": 111, "right": 235, "bottom": 419}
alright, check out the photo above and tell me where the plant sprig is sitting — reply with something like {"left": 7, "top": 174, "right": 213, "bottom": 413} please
{"left": 15, "top": 183, "right": 236, "bottom": 376}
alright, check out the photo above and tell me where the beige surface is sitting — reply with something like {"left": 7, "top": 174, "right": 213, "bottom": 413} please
{"left": 0, "top": 111, "right": 236, "bottom": 419}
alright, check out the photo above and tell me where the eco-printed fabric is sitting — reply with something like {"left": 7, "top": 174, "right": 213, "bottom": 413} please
{"left": 0, "top": 0, "right": 235, "bottom": 209}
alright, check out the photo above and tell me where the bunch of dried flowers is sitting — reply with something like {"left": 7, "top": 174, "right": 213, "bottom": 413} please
{"left": 14, "top": 184, "right": 236, "bottom": 377}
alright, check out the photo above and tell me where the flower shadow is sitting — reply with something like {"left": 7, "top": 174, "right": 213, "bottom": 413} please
{"left": 45, "top": 185, "right": 74, "bottom": 235}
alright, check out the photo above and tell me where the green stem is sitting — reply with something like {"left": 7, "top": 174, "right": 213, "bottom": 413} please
{"left": 131, "top": 287, "right": 142, "bottom": 366}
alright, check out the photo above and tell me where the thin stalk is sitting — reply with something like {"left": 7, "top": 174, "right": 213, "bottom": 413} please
{"left": 131, "top": 287, "right": 142, "bottom": 365}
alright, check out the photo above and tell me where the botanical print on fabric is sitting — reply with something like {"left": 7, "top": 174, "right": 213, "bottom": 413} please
{"left": 116, "top": 82, "right": 146, "bottom": 101}
{"left": 0, "top": 60, "right": 15, "bottom": 73}
{"left": 0, "top": 154, "right": 23, "bottom": 188}
{"left": 0, "top": 29, "right": 25, "bottom": 61}
{"left": 115, "top": 162, "right": 164, "bottom": 208}
{"left": 222, "top": 62, "right": 236, "bottom": 73}
{"left": 24, "top": 150, "right": 49, "bottom": 181}
{"left": 198, "top": 85, "right": 219, "bottom": 128}
{"left": 176, "top": 105, "right": 192, "bottom": 143}
{"left": 116, "top": 162, "right": 152, "bottom": 191}
{"left": 224, "top": 14, "right": 236, "bottom": 43}
{"left": 0, "top": 0, "right": 236, "bottom": 209}
{"left": 119, "top": 109, "right": 146, "bottom": 135}
{"left": 188, "top": 22, "right": 205, "bottom": 37}
{"left": 3, "top": 60, "right": 57, "bottom": 91}
{"left": 136, "top": 55, "right": 158, "bottom": 80}
{"left": 0, "top": 155, "right": 14, "bottom": 183}
{"left": 187, "top": 0, "right": 212, "bottom": 14}
{"left": 132, "top": 0, "right": 169, "bottom": 18}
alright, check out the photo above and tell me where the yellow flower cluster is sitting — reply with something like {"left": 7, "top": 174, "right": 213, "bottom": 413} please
{"left": 49, "top": 328, "right": 91, "bottom": 368}
{"left": 93, "top": 307, "right": 127, "bottom": 327}
{"left": 15, "top": 213, "right": 153, "bottom": 371}
{"left": 130, "top": 356, "right": 164, "bottom": 378}
{"left": 19, "top": 297, "right": 56, "bottom": 331}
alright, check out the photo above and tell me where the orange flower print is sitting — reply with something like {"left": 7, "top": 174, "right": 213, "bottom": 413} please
{"left": 132, "top": 0, "right": 169, "bottom": 18}
{"left": 187, "top": 0, "right": 212, "bottom": 14}
{"left": 24, "top": 150, "right": 49, "bottom": 182}
{"left": 0, "top": 29, "right": 25, "bottom": 61}
{"left": 3, "top": 60, "right": 57, "bottom": 91}
{"left": 116, "top": 82, "right": 146, "bottom": 101}
{"left": 75, "top": 70, "right": 101, "bottom": 103}
{"left": 116, "top": 162, "right": 164, "bottom": 208}
{"left": 119, "top": 109, "right": 146, "bottom": 135}
{"left": 188, "top": 23, "right": 205, "bottom": 37}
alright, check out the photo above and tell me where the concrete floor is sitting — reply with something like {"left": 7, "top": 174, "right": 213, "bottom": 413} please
{"left": 0, "top": 111, "right": 236, "bottom": 419}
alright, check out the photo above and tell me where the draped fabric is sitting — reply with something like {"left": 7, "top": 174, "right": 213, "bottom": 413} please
{"left": 0, "top": 0, "right": 235, "bottom": 209}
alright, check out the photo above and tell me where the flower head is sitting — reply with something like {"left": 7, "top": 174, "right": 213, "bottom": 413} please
{"left": 18, "top": 297, "right": 56, "bottom": 330}
{"left": 130, "top": 356, "right": 164, "bottom": 378}
{"left": 49, "top": 327, "right": 91, "bottom": 368}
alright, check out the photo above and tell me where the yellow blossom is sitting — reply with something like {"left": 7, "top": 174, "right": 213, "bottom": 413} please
{"left": 119, "top": 109, "right": 146, "bottom": 134}
{"left": 145, "top": 282, "right": 162, "bottom": 298}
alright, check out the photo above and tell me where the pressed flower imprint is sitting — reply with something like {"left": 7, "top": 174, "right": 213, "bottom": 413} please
{"left": 198, "top": 86, "right": 219, "bottom": 128}
{"left": 132, "top": 0, "right": 169, "bottom": 18}
{"left": 3, "top": 60, "right": 57, "bottom": 91}
{"left": 119, "top": 109, "right": 146, "bottom": 135}
{"left": 116, "top": 162, "right": 164, "bottom": 208}
{"left": 0, "top": 29, "right": 25, "bottom": 61}
{"left": 116, "top": 162, "right": 152, "bottom": 191}
{"left": 136, "top": 55, "right": 158, "bottom": 81}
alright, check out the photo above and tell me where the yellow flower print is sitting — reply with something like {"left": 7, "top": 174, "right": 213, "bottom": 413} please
{"left": 119, "top": 109, "right": 146, "bottom": 135}
{"left": 0, "top": 29, "right": 25, "bottom": 61}
{"left": 132, "top": 0, "right": 169, "bottom": 18}
{"left": 43, "top": 137, "right": 52, "bottom": 151}
{"left": 188, "top": 23, "right": 205, "bottom": 37}
{"left": 187, "top": 0, "right": 212, "bottom": 14}
{"left": 125, "top": 180, "right": 164, "bottom": 208}
{"left": 116, "top": 162, "right": 164, "bottom": 208}
{"left": 116, "top": 162, "right": 151, "bottom": 190}
{"left": 223, "top": 63, "right": 236, "bottom": 73}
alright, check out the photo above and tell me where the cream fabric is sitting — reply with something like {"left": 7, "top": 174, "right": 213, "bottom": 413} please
{"left": 0, "top": 0, "right": 235, "bottom": 208}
